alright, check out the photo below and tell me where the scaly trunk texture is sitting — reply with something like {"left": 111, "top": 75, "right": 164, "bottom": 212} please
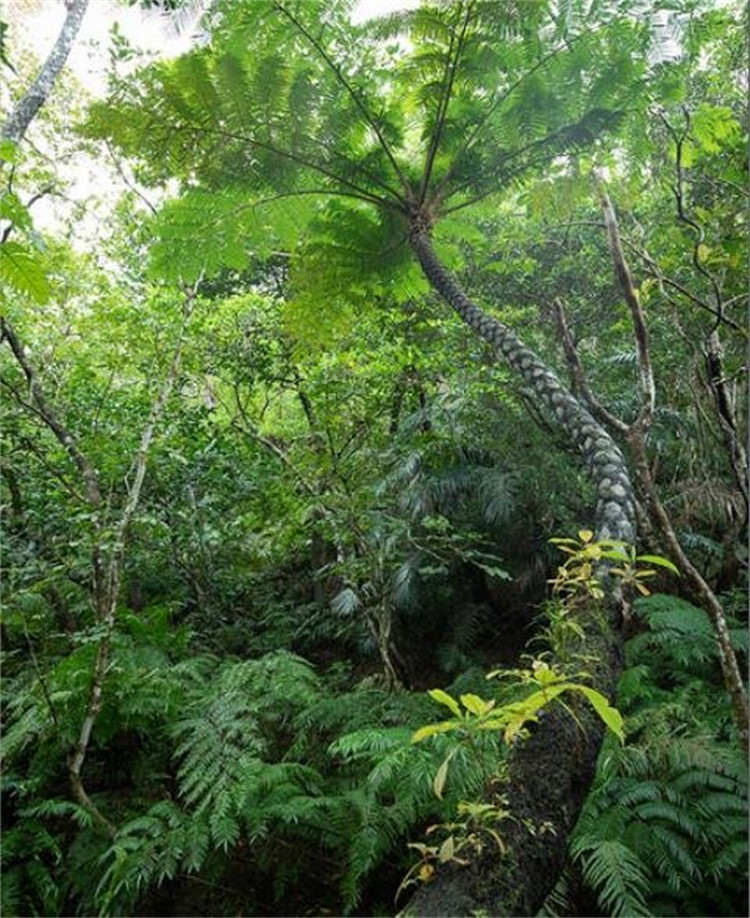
{"left": 1, "top": 0, "right": 89, "bottom": 145}
{"left": 410, "top": 227, "right": 635, "bottom": 544}
{"left": 404, "top": 226, "right": 635, "bottom": 916}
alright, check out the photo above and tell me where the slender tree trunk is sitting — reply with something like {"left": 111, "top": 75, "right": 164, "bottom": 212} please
{"left": 703, "top": 329, "right": 749, "bottom": 523}
{"left": 587, "top": 178, "right": 748, "bottom": 749}
{"left": 404, "top": 225, "right": 634, "bottom": 916}
{"left": 3, "top": 294, "right": 194, "bottom": 834}
{"left": 1, "top": 0, "right": 89, "bottom": 145}
{"left": 68, "top": 295, "right": 194, "bottom": 829}
{"left": 627, "top": 427, "right": 749, "bottom": 751}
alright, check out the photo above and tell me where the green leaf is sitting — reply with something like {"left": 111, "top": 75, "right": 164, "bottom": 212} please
{"left": 460, "top": 693, "right": 492, "bottom": 717}
{"left": 0, "top": 241, "right": 50, "bottom": 303}
{"left": 635, "top": 555, "right": 680, "bottom": 576}
{"left": 502, "top": 685, "right": 570, "bottom": 743}
{"left": 438, "top": 834, "right": 455, "bottom": 862}
{"left": 412, "top": 720, "right": 459, "bottom": 743}
{"left": 471, "top": 560, "right": 512, "bottom": 580}
{"left": 576, "top": 686, "right": 624, "bottom": 743}
{"left": 0, "top": 139, "right": 20, "bottom": 164}
{"left": 0, "top": 192, "right": 32, "bottom": 229}
{"left": 428, "top": 688, "right": 461, "bottom": 717}
{"left": 433, "top": 756, "right": 450, "bottom": 800}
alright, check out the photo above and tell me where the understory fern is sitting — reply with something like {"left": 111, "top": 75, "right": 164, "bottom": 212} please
{"left": 540, "top": 593, "right": 748, "bottom": 918}
{"left": 86, "top": 652, "right": 481, "bottom": 916}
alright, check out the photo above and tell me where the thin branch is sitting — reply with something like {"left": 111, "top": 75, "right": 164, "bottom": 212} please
{"left": 105, "top": 140, "right": 157, "bottom": 215}
{"left": 105, "top": 280, "right": 198, "bottom": 593}
{"left": 657, "top": 108, "right": 726, "bottom": 332}
{"left": 18, "top": 432, "right": 86, "bottom": 503}
{"left": 594, "top": 172, "right": 655, "bottom": 431}
{"left": 1, "top": 319, "right": 102, "bottom": 509}
{"left": 545, "top": 219, "right": 745, "bottom": 334}
{"left": 551, "top": 298, "right": 628, "bottom": 435}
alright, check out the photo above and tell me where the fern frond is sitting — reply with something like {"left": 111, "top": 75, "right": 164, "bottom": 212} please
{"left": 575, "top": 839, "right": 652, "bottom": 918}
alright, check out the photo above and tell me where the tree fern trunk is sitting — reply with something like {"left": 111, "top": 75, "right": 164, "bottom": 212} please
{"left": 404, "top": 226, "right": 633, "bottom": 917}
{"left": 410, "top": 227, "right": 636, "bottom": 543}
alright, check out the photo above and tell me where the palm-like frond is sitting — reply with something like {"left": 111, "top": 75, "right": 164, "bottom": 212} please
{"left": 85, "top": 0, "right": 647, "bottom": 290}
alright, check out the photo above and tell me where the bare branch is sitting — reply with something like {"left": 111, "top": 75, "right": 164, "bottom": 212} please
{"left": 594, "top": 172, "right": 655, "bottom": 431}
{"left": 551, "top": 298, "right": 628, "bottom": 435}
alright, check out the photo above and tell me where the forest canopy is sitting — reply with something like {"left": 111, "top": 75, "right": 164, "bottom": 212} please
{"left": 0, "top": 1, "right": 747, "bottom": 916}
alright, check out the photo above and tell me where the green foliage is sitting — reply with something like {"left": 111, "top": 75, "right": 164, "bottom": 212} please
{"left": 2, "top": 0, "right": 747, "bottom": 916}
{"left": 541, "top": 591, "right": 749, "bottom": 918}
{"left": 629, "top": 593, "right": 747, "bottom": 670}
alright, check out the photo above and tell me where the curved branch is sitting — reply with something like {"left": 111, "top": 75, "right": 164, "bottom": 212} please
{"left": 657, "top": 109, "right": 726, "bottom": 332}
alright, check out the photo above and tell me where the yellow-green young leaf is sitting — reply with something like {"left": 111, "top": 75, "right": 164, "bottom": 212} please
{"left": 476, "top": 715, "right": 513, "bottom": 730}
{"left": 635, "top": 554, "right": 680, "bottom": 575}
{"left": 578, "top": 529, "right": 594, "bottom": 543}
{"left": 503, "top": 713, "right": 538, "bottom": 745}
{"left": 0, "top": 139, "right": 21, "bottom": 164}
{"left": 601, "top": 549, "right": 630, "bottom": 561}
{"left": 576, "top": 686, "right": 624, "bottom": 743}
{"left": 428, "top": 688, "right": 461, "bottom": 717}
{"left": 502, "top": 685, "right": 570, "bottom": 743}
{"left": 433, "top": 756, "right": 450, "bottom": 799}
{"left": 412, "top": 721, "right": 458, "bottom": 744}
{"left": 531, "top": 663, "right": 564, "bottom": 687}
{"left": 460, "top": 693, "right": 492, "bottom": 717}
{"left": 438, "top": 835, "right": 455, "bottom": 863}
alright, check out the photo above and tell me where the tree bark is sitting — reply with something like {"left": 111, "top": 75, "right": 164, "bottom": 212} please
{"left": 409, "top": 226, "right": 636, "bottom": 544}
{"left": 1, "top": 0, "right": 89, "bottom": 145}
{"left": 627, "top": 426, "right": 749, "bottom": 751}
{"left": 404, "top": 225, "right": 635, "bottom": 915}
{"left": 703, "top": 329, "right": 749, "bottom": 524}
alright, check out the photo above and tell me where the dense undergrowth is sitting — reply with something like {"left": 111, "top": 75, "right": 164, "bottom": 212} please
{"left": 2, "top": 575, "right": 747, "bottom": 916}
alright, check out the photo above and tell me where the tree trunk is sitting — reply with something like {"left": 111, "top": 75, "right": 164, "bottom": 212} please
{"left": 1, "top": 0, "right": 89, "bottom": 145}
{"left": 404, "top": 226, "right": 635, "bottom": 915}
{"left": 627, "top": 426, "right": 749, "bottom": 751}
{"left": 410, "top": 227, "right": 635, "bottom": 544}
